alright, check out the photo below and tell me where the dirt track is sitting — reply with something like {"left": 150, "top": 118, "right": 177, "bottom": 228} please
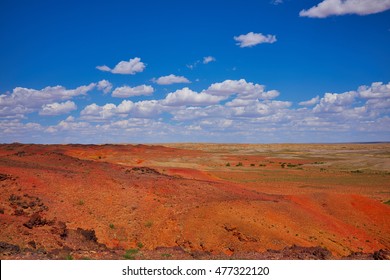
{"left": 0, "top": 143, "right": 389, "bottom": 259}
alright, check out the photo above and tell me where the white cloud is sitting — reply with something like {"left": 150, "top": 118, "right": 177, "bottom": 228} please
{"left": 80, "top": 99, "right": 163, "bottom": 121}
{"left": 96, "top": 65, "right": 111, "bottom": 72}
{"left": 187, "top": 56, "right": 216, "bottom": 69}
{"left": 116, "top": 100, "right": 134, "bottom": 114}
{"left": 112, "top": 85, "right": 154, "bottom": 98}
{"left": 163, "top": 87, "right": 223, "bottom": 106}
{"left": 225, "top": 98, "right": 254, "bottom": 107}
{"left": 299, "top": 96, "right": 320, "bottom": 106}
{"left": 80, "top": 103, "right": 117, "bottom": 121}
{"left": 0, "top": 83, "right": 95, "bottom": 117}
{"left": 358, "top": 82, "right": 390, "bottom": 99}
{"left": 154, "top": 74, "right": 191, "bottom": 85}
{"left": 300, "top": 0, "right": 390, "bottom": 18}
{"left": 39, "top": 101, "right": 77, "bottom": 116}
{"left": 231, "top": 100, "right": 292, "bottom": 118}
{"left": 172, "top": 105, "right": 226, "bottom": 121}
{"left": 313, "top": 91, "right": 357, "bottom": 113}
{"left": 203, "top": 56, "right": 216, "bottom": 64}
{"left": 97, "top": 80, "right": 113, "bottom": 94}
{"left": 2, "top": 80, "right": 389, "bottom": 144}
{"left": 271, "top": 0, "right": 283, "bottom": 5}
{"left": 0, "top": 119, "right": 43, "bottom": 140}
{"left": 132, "top": 100, "right": 162, "bottom": 118}
{"left": 205, "top": 79, "right": 279, "bottom": 99}
{"left": 234, "top": 32, "right": 277, "bottom": 48}
{"left": 96, "top": 57, "right": 146, "bottom": 75}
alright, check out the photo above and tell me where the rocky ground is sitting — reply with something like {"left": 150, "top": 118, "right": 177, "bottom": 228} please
{"left": 0, "top": 143, "right": 389, "bottom": 260}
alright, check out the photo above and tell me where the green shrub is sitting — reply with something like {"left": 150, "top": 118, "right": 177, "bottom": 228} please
{"left": 145, "top": 221, "right": 153, "bottom": 228}
{"left": 123, "top": 248, "right": 139, "bottom": 260}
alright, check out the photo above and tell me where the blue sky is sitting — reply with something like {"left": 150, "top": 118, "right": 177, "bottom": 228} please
{"left": 1, "top": 0, "right": 390, "bottom": 143}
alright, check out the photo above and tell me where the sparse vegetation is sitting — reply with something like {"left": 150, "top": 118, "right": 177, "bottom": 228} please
{"left": 384, "top": 200, "right": 390, "bottom": 206}
{"left": 161, "top": 253, "right": 172, "bottom": 258}
{"left": 236, "top": 162, "right": 243, "bottom": 167}
{"left": 226, "top": 162, "right": 230, "bottom": 167}
{"left": 250, "top": 163, "right": 255, "bottom": 167}
{"left": 145, "top": 221, "right": 153, "bottom": 228}
{"left": 137, "top": 242, "right": 144, "bottom": 249}
{"left": 109, "top": 223, "right": 115, "bottom": 229}
{"left": 65, "top": 254, "right": 74, "bottom": 260}
{"left": 259, "top": 164, "right": 266, "bottom": 167}
{"left": 77, "top": 200, "right": 85, "bottom": 206}
{"left": 123, "top": 248, "right": 139, "bottom": 260}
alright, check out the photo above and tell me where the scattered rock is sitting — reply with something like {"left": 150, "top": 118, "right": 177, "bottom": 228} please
{"left": 0, "top": 173, "right": 14, "bottom": 181}
{"left": 126, "top": 167, "right": 161, "bottom": 175}
{"left": 9, "top": 193, "right": 48, "bottom": 214}
{"left": 23, "top": 213, "right": 49, "bottom": 229}
{"left": 14, "top": 209, "right": 25, "bottom": 216}
{"left": 373, "top": 249, "right": 390, "bottom": 260}
{"left": 14, "top": 151, "right": 27, "bottom": 157}
{"left": 266, "top": 245, "right": 332, "bottom": 260}
{"left": 28, "top": 240, "right": 37, "bottom": 249}
{"left": 223, "top": 224, "right": 258, "bottom": 242}
{"left": 77, "top": 228, "right": 98, "bottom": 243}
{"left": 0, "top": 242, "right": 21, "bottom": 255}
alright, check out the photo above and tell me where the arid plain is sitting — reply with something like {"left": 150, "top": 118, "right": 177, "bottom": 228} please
{"left": 0, "top": 143, "right": 389, "bottom": 259}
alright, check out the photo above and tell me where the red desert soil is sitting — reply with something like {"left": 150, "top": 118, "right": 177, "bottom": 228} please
{"left": 0, "top": 143, "right": 389, "bottom": 260}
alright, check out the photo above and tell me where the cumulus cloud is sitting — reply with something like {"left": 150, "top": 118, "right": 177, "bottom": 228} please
{"left": 97, "top": 80, "right": 113, "bottom": 94}
{"left": 313, "top": 91, "right": 357, "bottom": 113}
{"left": 96, "top": 57, "right": 146, "bottom": 75}
{"left": 0, "top": 119, "right": 43, "bottom": 141}
{"left": 153, "top": 74, "right": 191, "bottom": 85}
{"left": 299, "top": 96, "right": 320, "bottom": 106}
{"left": 205, "top": 79, "right": 279, "bottom": 99}
{"left": 203, "top": 56, "right": 216, "bottom": 64}
{"left": 112, "top": 85, "right": 154, "bottom": 98}
{"left": 0, "top": 83, "right": 95, "bottom": 117}
{"left": 2, "top": 80, "right": 389, "bottom": 143}
{"left": 39, "top": 101, "right": 77, "bottom": 116}
{"left": 358, "top": 82, "right": 390, "bottom": 99}
{"left": 80, "top": 99, "right": 163, "bottom": 121}
{"left": 80, "top": 103, "right": 117, "bottom": 121}
{"left": 299, "top": 0, "right": 390, "bottom": 18}
{"left": 234, "top": 32, "right": 277, "bottom": 48}
{"left": 163, "top": 87, "right": 223, "bottom": 106}
{"left": 231, "top": 100, "right": 292, "bottom": 118}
